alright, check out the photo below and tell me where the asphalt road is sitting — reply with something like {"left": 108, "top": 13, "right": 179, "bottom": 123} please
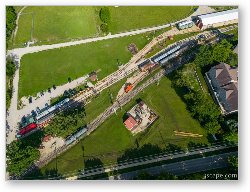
{"left": 75, "top": 143, "right": 237, "bottom": 179}
{"left": 108, "top": 151, "right": 238, "bottom": 180}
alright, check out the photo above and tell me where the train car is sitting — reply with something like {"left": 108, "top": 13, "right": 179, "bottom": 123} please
{"left": 74, "top": 128, "right": 87, "bottom": 139}
{"left": 16, "top": 123, "right": 37, "bottom": 139}
{"left": 36, "top": 98, "right": 70, "bottom": 121}
{"left": 177, "top": 20, "right": 194, "bottom": 30}
{"left": 152, "top": 45, "right": 181, "bottom": 63}
{"left": 65, "top": 128, "right": 87, "bottom": 145}
{"left": 159, "top": 52, "right": 179, "bottom": 65}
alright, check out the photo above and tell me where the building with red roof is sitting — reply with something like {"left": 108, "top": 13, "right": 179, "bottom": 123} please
{"left": 124, "top": 116, "right": 138, "bottom": 131}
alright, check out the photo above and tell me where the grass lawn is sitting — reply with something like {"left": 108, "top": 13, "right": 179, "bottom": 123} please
{"left": 14, "top": 6, "right": 196, "bottom": 47}
{"left": 19, "top": 31, "right": 157, "bottom": 99}
{"left": 14, "top": 6, "right": 98, "bottom": 46}
{"left": 41, "top": 76, "right": 208, "bottom": 175}
{"left": 108, "top": 6, "right": 196, "bottom": 33}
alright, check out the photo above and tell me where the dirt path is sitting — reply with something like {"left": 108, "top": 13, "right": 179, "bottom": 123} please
{"left": 12, "top": 6, "right": 27, "bottom": 45}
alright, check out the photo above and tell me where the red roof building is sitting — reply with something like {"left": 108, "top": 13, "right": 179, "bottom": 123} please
{"left": 124, "top": 116, "right": 138, "bottom": 130}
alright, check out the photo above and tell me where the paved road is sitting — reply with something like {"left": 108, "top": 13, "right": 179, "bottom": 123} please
{"left": 108, "top": 151, "right": 238, "bottom": 180}
{"left": 75, "top": 143, "right": 237, "bottom": 180}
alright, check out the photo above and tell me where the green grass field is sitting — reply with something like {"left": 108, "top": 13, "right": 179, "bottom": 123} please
{"left": 41, "top": 76, "right": 207, "bottom": 175}
{"left": 19, "top": 31, "right": 156, "bottom": 99}
{"left": 14, "top": 6, "right": 196, "bottom": 47}
{"left": 14, "top": 6, "right": 98, "bottom": 46}
{"left": 108, "top": 6, "right": 195, "bottom": 33}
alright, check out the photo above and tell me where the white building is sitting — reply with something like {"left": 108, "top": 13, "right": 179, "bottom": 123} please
{"left": 197, "top": 9, "right": 238, "bottom": 29}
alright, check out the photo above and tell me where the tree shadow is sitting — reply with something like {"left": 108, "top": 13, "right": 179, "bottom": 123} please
{"left": 19, "top": 130, "right": 45, "bottom": 148}
{"left": 77, "top": 157, "right": 108, "bottom": 180}
{"left": 117, "top": 143, "right": 162, "bottom": 162}
{"left": 22, "top": 166, "right": 65, "bottom": 180}
{"left": 187, "top": 141, "right": 208, "bottom": 150}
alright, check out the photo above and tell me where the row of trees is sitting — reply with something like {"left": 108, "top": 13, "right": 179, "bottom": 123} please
{"left": 6, "top": 6, "right": 17, "bottom": 48}
{"left": 173, "top": 63, "right": 222, "bottom": 135}
{"left": 194, "top": 38, "right": 238, "bottom": 142}
{"left": 194, "top": 39, "right": 238, "bottom": 68}
{"left": 6, "top": 57, "right": 16, "bottom": 109}
{"left": 222, "top": 117, "right": 238, "bottom": 143}
{"left": 99, "top": 7, "right": 111, "bottom": 34}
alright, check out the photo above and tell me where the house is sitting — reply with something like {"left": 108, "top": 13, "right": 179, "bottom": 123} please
{"left": 124, "top": 116, "right": 138, "bottom": 131}
{"left": 206, "top": 63, "right": 238, "bottom": 114}
{"left": 196, "top": 9, "right": 238, "bottom": 29}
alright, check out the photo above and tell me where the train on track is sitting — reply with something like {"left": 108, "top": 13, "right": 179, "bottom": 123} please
{"left": 16, "top": 98, "right": 70, "bottom": 139}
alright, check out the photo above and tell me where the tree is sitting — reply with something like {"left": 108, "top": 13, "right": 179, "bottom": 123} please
{"left": 225, "top": 119, "right": 238, "bottom": 132}
{"left": 204, "top": 121, "right": 221, "bottom": 134}
{"left": 194, "top": 45, "right": 213, "bottom": 67}
{"left": 45, "top": 105, "right": 86, "bottom": 138}
{"left": 99, "top": 7, "right": 111, "bottom": 24}
{"left": 223, "top": 132, "right": 238, "bottom": 143}
{"left": 6, "top": 141, "right": 40, "bottom": 176}
{"left": 228, "top": 156, "right": 238, "bottom": 172}
{"left": 6, "top": 6, "right": 17, "bottom": 47}
{"left": 212, "top": 39, "right": 232, "bottom": 63}
{"left": 6, "top": 57, "right": 16, "bottom": 77}
{"left": 227, "top": 52, "right": 238, "bottom": 67}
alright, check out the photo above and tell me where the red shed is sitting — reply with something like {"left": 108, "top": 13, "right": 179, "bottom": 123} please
{"left": 124, "top": 116, "right": 138, "bottom": 130}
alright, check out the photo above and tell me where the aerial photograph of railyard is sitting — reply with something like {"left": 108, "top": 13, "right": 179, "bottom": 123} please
{"left": 6, "top": 5, "right": 238, "bottom": 180}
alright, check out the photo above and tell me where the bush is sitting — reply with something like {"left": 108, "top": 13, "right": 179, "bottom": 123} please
{"left": 6, "top": 57, "right": 16, "bottom": 77}
{"left": 99, "top": 7, "right": 111, "bottom": 24}
{"left": 100, "top": 23, "right": 109, "bottom": 33}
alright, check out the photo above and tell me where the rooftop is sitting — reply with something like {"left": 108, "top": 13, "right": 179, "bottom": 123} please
{"left": 124, "top": 116, "right": 138, "bottom": 130}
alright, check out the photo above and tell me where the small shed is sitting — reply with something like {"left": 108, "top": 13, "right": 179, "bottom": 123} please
{"left": 89, "top": 71, "right": 97, "bottom": 82}
{"left": 124, "top": 116, "right": 138, "bottom": 130}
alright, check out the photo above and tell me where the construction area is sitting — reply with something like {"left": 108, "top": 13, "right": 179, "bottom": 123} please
{"left": 123, "top": 100, "right": 158, "bottom": 135}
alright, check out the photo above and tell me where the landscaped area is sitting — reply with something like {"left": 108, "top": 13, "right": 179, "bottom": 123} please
{"left": 41, "top": 76, "right": 208, "bottom": 175}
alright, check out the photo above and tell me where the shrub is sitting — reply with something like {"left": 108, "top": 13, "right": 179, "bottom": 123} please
{"left": 99, "top": 7, "right": 111, "bottom": 24}
{"left": 100, "top": 23, "right": 109, "bottom": 33}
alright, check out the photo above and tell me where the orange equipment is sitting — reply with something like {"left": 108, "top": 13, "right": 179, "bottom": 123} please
{"left": 125, "top": 83, "right": 133, "bottom": 93}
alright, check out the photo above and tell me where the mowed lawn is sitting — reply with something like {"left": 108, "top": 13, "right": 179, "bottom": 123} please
{"left": 41, "top": 76, "right": 207, "bottom": 175}
{"left": 15, "top": 6, "right": 98, "bottom": 46}
{"left": 108, "top": 6, "right": 195, "bottom": 33}
{"left": 19, "top": 33, "right": 151, "bottom": 98}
